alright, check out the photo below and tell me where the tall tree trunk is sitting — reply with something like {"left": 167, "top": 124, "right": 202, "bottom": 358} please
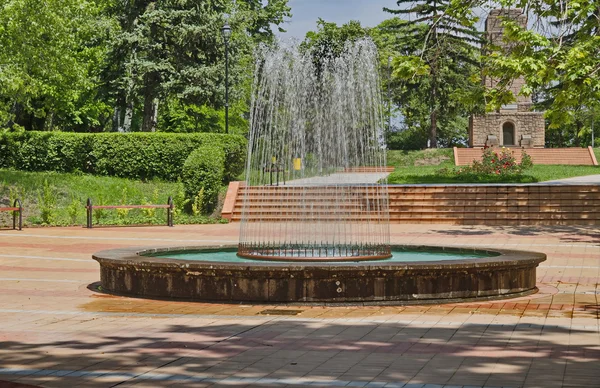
{"left": 428, "top": 9, "right": 439, "bottom": 149}
{"left": 113, "top": 106, "right": 121, "bottom": 132}
{"left": 122, "top": 101, "right": 133, "bottom": 132}
{"left": 152, "top": 98, "right": 159, "bottom": 130}
{"left": 142, "top": 91, "right": 158, "bottom": 132}
{"left": 44, "top": 111, "right": 54, "bottom": 131}
{"left": 6, "top": 102, "right": 19, "bottom": 129}
{"left": 429, "top": 80, "right": 438, "bottom": 148}
{"left": 574, "top": 119, "right": 582, "bottom": 147}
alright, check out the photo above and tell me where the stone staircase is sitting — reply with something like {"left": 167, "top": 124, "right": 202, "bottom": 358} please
{"left": 222, "top": 182, "right": 600, "bottom": 225}
{"left": 225, "top": 185, "right": 387, "bottom": 222}
{"left": 453, "top": 146, "right": 598, "bottom": 166}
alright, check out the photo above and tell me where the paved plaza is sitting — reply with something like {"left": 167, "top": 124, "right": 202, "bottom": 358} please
{"left": 0, "top": 222, "right": 598, "bottom": 388}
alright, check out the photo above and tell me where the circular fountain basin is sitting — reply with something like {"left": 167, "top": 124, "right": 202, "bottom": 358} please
{"left": 92, "top": 245, "right": 546, "bottom": 305}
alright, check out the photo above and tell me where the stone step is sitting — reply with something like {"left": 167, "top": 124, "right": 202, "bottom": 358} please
{"left": 454, "top": 147, "right": 598, "bottom": 166}
{"left": 222, "top": 181, "right": 600, "bottom": 225}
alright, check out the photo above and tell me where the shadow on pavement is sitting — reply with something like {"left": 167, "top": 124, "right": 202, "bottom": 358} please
{"left": 1, "top": 319, "right": 599, "bottom": 387}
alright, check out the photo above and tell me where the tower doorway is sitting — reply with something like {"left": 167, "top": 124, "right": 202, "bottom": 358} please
{"left": 503, "top": 122, "right": 515, "bottom": 146}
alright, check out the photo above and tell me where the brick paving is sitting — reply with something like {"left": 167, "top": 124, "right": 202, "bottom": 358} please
{"left": 0, "top": 223, "right": 598, "bottom": 387}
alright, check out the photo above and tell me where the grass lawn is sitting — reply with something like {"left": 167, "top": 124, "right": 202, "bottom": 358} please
{"left": 387, "top": 148, "right": 600, "bottom": 184}
{"left": 0, "top": 169, "right": 225, "bottom": 227}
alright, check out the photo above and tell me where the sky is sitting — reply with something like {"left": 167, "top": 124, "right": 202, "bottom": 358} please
{"left": 277, "top": 0, "right": 400, "bottom": 39}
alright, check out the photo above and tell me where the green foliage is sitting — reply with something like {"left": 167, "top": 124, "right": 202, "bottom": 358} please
{"left": 520, "top": 151, "right": 533, "bottom": 170}
{"left": 191, "top": 188, "right": 205, "bottom": 217}
{"left": 37, "top": 180, "right": 57, "bottom": 225}
{"left": 66, "top": 197, "right": 81, "bottom": 225}
{"left": 93, "top": 195, "right": 107, "bottom": 224}
{"left": 181, "top": 146, "right": 225, "bottom": 213}
{"left": 386, "top": 148, "right": 599, "bottom": 184}
{"left": 481, "top": 0, "right": 600, "bottom": 139}
{"left": 0, "top": 131, "right": 245, "bottom": 182}
{"left": 159, "top": 99, "right": 250, "bottom": 135}
{"left": 301, "top": 19, "right": 370, "bottom": 62}
{"left": 172, "top": 182, "right": 189, "bottom": 219}
{"left": 116, "top": 187, "right": 130, "bottom": 222}
{"left": 380, "top": 4, "right": 484, "bottom": 147}
{"left": 105, "top": 0, "right": 290, "bottom": 132}
{"left": 387, "top": 129, "right": 428, "bottom": 150}
{"left": 141, "top": 189, "right": 160, "bottom": 222}
{"left": 0, "top": 0, "right": 290, "bottom": 133}
{"left": 0, "top": 169, "right": 227, "bottom": 227}
{"left": 8, "top": 185, "right": 24, "bottom": 204}
{"left": 0, "top": 0, "right": 115, "bottom": 131}
{"left": 387, "top": 149, "right": 454, "bottom": 167}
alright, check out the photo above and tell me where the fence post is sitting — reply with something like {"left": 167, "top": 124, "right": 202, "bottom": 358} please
{"left": 13, "top": 199, "right": 22, "bottom": 231}
{"left": 86, "top": 198, "right": 93, "bottom": 229}
{"left": 167, "top": 196, "right": 174, "bottom": 227}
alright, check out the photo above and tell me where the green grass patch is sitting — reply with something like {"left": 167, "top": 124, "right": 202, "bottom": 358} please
{"left": 0, "top": 169, "right": 226, "bottom": 227}
{"left": 387, "top": 148, "right": 600, "bottom": 184}
{"left": 387, "top": 160, "right": 600, "bottom": 184}
{"left": 387, "top": 149, "right": 454, "bottom": 168}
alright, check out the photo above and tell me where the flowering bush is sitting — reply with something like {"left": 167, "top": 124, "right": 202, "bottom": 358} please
{"left": 437, "top": 148, "right": 533, "bottom": 181}
{"left": 462, "top": 148, "right": 533, "bottom": 176}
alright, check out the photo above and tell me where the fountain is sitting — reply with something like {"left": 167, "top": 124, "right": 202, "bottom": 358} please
{"left": 238, "top": 39, "right": 390, "bottom": 262}
{"left": 92, "top": 39, "right": 545, "bottom": 304}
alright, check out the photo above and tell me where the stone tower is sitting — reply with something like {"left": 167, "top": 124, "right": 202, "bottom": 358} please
{"left": 469, "top": 9, "right": 545, "bottom": 148}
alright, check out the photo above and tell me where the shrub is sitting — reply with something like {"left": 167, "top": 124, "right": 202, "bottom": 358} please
{"left": 37, "top": 180, "right": 57, "bottom": 225}
{"left": 0, "top": 132, "right": 92, "bottom": 173}
{"left": 181, "top": 145, "right": 225, "bottom": 213}
{"left": 67, "top": 197, "right": 81, "bottom": 225}
{"left": 439, "top": 148, "right": 533, "bottom": 180}
{"left": 0, "top": 132, "right": 246, "bottom": 182}
{"left": 191, "top": 188, "right": 205, "bottom": 216}
{"left": 387, "top": 129, "right": 428, "bottom": 150}
{"left": 470, "top": 148, "right": 532, "bottom": 176}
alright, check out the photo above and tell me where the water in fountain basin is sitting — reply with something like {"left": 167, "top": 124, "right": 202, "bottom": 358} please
{"left": 239, "top": 39, "right": 390, "bottom": 260}
{"left": 147, "top": 249, "right": 500, "bottom": 264}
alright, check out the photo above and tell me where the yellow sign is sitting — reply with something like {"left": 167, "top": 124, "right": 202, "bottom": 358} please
{"left": 271, "top": 156, "right": 277, "bottom": 164}
{"left": 293, "top": 158, "right": 302, "bottom": 170}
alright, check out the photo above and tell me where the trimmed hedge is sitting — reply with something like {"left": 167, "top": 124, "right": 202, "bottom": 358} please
{"left": 181, "top": 145, "right": 225, "bottom": 212}
{"left": 0, "top": 131, "right": 246, "bottom": 182}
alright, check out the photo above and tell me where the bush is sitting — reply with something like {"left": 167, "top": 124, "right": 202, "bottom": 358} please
{"left": 181, "top": 145, "right": 225, "bottom": 213}
{"left": 438, "top": 148, "right": 533, "bottom": 180}
{"left": 387, "top": 129, "right": 428, "bottom": 150}
{"left": 0, "top": 131, "right": 246, "bottom": 182}
{"left": 0, "top": 131, "right": 92, "bottom": 173}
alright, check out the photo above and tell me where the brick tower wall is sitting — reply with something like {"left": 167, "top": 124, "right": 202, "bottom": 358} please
{"left": 470, "top": 9, "right": 545, "bottom": 148}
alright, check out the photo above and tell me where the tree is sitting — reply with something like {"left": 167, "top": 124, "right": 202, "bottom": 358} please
{"left": 384, "top": 0, "right": 484, "bottom": 147}
{"left": 0, "top": 0, "right": 114, "bottom": 131}
{"left": 104, "top": 0, "right": 290, "bottom": 133}
{"left": 480, "top": 0, "right": 600, "bottom": 146}
{"left": 300, "top": 19, "right": 370, "bottom": 61}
